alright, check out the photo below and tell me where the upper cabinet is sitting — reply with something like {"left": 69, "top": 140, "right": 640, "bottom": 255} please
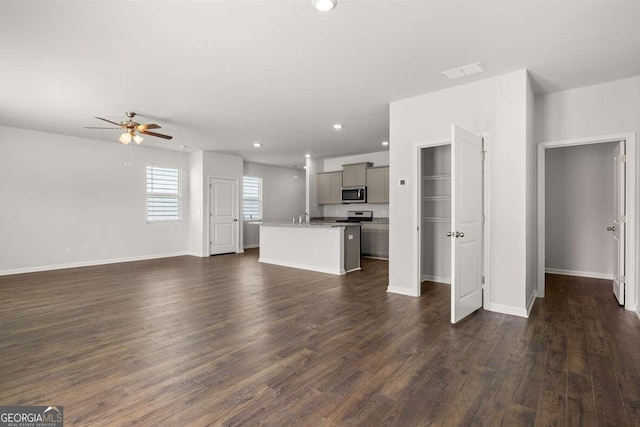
{"left": 342, "top": 162, "right": 372, "bottom": 187}
{"left": 367, "top": 166, "right": 389, "bottom": 204}
{"left": 317, "top": 171, "right": 343, "bottom": 204}
{"left": 317, "top": 162, "right": 389, "bottom": 205}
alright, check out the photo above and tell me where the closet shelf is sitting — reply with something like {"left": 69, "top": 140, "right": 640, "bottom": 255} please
{"left": 421, "top": 217, "right": 451, "bottom": 223}
{"left": 422, "top": 196, "right": 451, "bottom": 201}
{"left": 422, "top": 174, "right": 451, "bottom": 180}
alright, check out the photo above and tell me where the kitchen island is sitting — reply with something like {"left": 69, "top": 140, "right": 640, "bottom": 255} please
{"left": 258, "top": 222, "right": 360, "bottom": 275}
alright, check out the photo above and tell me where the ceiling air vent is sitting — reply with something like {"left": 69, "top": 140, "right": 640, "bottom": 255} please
{"left": 441, "top": 62, "right": 485, "bottom": 80}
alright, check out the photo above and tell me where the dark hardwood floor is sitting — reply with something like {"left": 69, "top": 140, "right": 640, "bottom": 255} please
{"left": 1, "top": 250, "right": 639, "bottom": 426}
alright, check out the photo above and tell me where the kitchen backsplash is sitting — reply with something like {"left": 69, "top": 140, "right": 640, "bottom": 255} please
{"left": 313, "top": 216, "right": 389, "bottom": 224}
{"left": 322, "top": 203, "right": 389, "bottom": 218}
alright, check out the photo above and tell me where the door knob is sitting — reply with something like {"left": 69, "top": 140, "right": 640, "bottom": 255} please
{"left": 455, "top": 231, "right": 465, "bottom": 238}
{"left": 446, "top": 232, "right": 453, "bottom": 237}
{"left": 607, "top": 226, "right": 615, "bottom": 231}
{"left": 234, "top": 219, "right": 238, "bottom": 222}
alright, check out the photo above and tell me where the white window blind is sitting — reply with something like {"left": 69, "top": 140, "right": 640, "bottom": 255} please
{"left": 243, "top": 176, "right": 262, "bottom": 220}
{"left": 146, "top": 166, "right": 181, "bottom": 222}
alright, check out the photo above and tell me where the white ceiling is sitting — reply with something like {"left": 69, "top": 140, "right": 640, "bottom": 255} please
{"left": 1, "top": 1, "right": 640, "bottom": 167}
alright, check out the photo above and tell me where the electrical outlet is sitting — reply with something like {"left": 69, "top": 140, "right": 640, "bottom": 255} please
{"left": 84, "top": 245, "right": 92, "bottom": 253}
{"left": 348, "top": 234, "right": 353, "bottom": 240}
{"left": 66, "top": 247, "right": 72, "bottom": 254}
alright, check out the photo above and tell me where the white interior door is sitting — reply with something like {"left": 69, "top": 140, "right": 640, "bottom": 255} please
{"left": 612, "top": 141, "right": 625, "bottom": 305}
{"left": 210, "top": 178, "right": 238, "bottom": 255}
{"left": 450, "top": 125, "right": 484, "bottom": 324}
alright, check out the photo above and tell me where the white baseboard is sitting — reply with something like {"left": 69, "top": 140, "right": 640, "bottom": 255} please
{"left": 187, "top": 251, "right": 209, "bottom": 258}
{"left": 0, "top": 251, "right": 189, "bottom": 276}
{"left": 258, "top": 257, "right": 344, "bottom": 276}
{"left": 485, "top": 302, "right": 528, "bottom": 318}
{"left": 386, "top": 286, "right": 420, "bottom": 297}
{"left": 545, "top": 268, "right": 613, "bottom": 280}
{"left": 420, "top": 274, "right": 451, "bottom": 285}
{"left": 362, "top": 255, "right": 388, "bottom": 260}
{"left": 244, "top": 244, "right": 259, "bottom": 249}
{"left": 526, "top": 290, "right": 538, "bottom": 316}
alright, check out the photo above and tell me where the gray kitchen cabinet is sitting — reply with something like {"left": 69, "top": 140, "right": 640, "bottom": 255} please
{"left": 317, "top": 171, "right": 343, "bottom": 204}
{"left": 366, "top": 166, "right": 389, "bottom": 204}
{"left": 361, "top": 223, "right": 389, "bottom": 259}
{"left": 344, "top": 226, "right": 361, "bottom": 272}
{"left": 342, "top": 162, "right": 372, "bottom": 187}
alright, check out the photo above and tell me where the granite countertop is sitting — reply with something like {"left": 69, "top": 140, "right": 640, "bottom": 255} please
{"left": 312, "top": 216, "right": 389, "bottom": 224}
{"left": 250, "top": 221, "right": 361, "bottom": 228}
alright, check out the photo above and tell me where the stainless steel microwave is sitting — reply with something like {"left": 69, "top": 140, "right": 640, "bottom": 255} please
{"left": 341, "top": 186, "right": 367, "bottom": 203}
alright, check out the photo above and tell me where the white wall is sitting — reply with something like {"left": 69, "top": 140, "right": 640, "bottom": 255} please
{"left": 545, "top": 143, "right": 616, "bottom": 277}
{"left": 0, "top": 126, "right": 189, "bottom": 274}
{"left": 323, "top": 151, "right": 389, "bottom": 172}
{"left": 525, "top": 74, "right": 537, "bottom": 311}
{"left": 188, "top": 151, "right": 204, "bottom": 256}
{"left": 306, "top": 157, "right": 323, "bottom": 218}
{"left": 535, "top": 76, "right": 640, "bottom": 143}
{"left": 187, "top": 150, "right": 244, "bottom": 256}
{"left": 243, "top": 162, "right": 306, "bottom": 248}
{"left": 536, "top": 75, "right": 640, "bottom": 315}
{"left": 322, "top": 151, "right": 390, "bottom": 218}
{"left": 389, "top": 70, "right": 530, "bottom": 316}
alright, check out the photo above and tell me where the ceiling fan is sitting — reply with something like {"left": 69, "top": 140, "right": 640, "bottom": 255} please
{"left": 85, "top": 112, "right": 173, "bottom": 144}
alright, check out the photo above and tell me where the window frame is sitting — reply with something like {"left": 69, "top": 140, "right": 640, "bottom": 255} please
{"left": 146, "top": 165, "right": 183, "bottom": 223}
{"left": 242, "top": 176, "right": 263, "bottom": 221}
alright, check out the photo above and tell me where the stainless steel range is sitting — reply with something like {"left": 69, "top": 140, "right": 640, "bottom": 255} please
{"left": 335, "top": 210, "right": 373, "bottom": 223}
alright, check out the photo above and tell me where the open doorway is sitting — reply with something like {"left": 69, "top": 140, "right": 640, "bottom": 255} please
{"left": 537, "top": 133, "right": 636, "bottom": 311}
{"left": 420, "top": 144, "right": 452, "bottom": 286}
{"left": 415, "top": 125, "right": 487, "bottom": 324}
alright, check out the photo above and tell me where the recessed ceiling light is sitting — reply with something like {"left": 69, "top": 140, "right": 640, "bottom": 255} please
{"left": 332, "top": 123, "right": 343, "bottom": 130}
{"left": 382, "top": 141, "right": 389, "bottom": 146}
{"left": 253, "top": 142, "right": 262, "bottom": 147}
{"left": 305, "top": 154, "right": 311, "bottom": 158}
{"left": 312, "top": 0, "right": 337, "bottom": 12}
{"left": 441, "top": 62, "right": 485, "bottom": 80}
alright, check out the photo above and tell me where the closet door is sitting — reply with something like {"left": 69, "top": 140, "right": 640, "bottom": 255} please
{"left": 450, "top": 125, "right": 483, "bottom": 324}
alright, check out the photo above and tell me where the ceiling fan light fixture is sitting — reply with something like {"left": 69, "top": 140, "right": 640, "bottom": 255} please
{"left": 312, "top": 0, "right": 337, "bottom": 12}
{"left": 90, "top": 113, "right": 173, "bottom": 143}
{"left": 119, "top": 132, "right": 132, "bottom": 145}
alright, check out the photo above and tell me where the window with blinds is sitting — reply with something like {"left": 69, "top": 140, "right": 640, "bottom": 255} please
{"left": 146, "top": 166, "right": 181, "bottom": 222}
{"left": 242, "top": 176, "right": 262, "bottom": 220}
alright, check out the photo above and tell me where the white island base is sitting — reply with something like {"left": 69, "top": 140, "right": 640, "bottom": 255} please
{"left": 258, "top": 223, "right": 360, "bottom": 275}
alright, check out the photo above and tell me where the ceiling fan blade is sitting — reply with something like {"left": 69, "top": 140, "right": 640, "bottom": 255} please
{"left": 136, "top": 124, "right": 161, "bottom": 131}
{"left": 141, "top": 130, "right": 173, "bottom": 140}
{"left": 84, "top": 126, "right": 120, "bottom": 129}
{"left": 95, "top": 117, "right": 122, "bottom": 126}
